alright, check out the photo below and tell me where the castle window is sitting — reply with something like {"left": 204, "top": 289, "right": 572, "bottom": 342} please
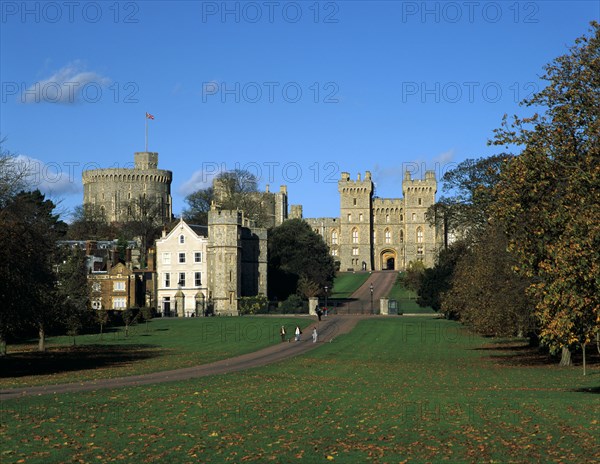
{"left": 331, "top": 249, "right": 338, "bottom": 256}
{"left": 162, "top": 252, "right": 171, "bottom": 265}
{"left": 194, "top": 272, "right": 202, "bottom": 287}
{"left": 417, "top": 227, "right": 423, "bottom": 243}
{"left": 359, "top": 213, "right": 363, "bottom": 222}
{"left": 164, "top": 273, "right": 171, "bottom": 288}
{"left": 400, "top": 230, "right": 404, "bottom": 243}
{"left": 179, "top": 273, "right": 186, "bottom": 287}
{"left": 352, "top": 247, "right": 359, "bottom": 256}
{"left": 178, "top": 252, "right": 186, "bottom": 263}
{"left": 194, "top": 252, "right": 202, "bottom": 263}
{"left": 331, "top": 230, "right": 338, "bottom": 245}
{"left": 418, "top": 198, "right": 422, "bottom": 205}
{"left": 400, "top": 214, "right": 403, "bottom": 221}
{"left": 412, "top": 213, "right": 417, "bottom": 221}
{"left": 314, "top": 229, "right": 319, "bottom": 234}
{"left": 353, "top": 198, "right": 357, "bottom": 205}
{"left": 417, "top": 246, "right": 424, "bottom": 255}
{"left": 386, "top": 215, "right": 390, "bottom": 223}
{"left": 385, "top": 229, "right": 391, "bottom": 244}
{"left": 352, "top": 228, "right": 359, "bottom": 244}
{"left": 347, "top": 213, "right": 352, "bottom": 222}
{"left": 179, "top": 235, "right": 185, "bottom": 244}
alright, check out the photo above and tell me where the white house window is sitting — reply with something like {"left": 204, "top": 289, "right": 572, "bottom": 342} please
{"left": 194, "top": 252, "right": 202, "bottom": 263}
{"left": 352, "top": 228, "right": 359, "bottom": 244}
{"left": 331, "top": 230, "right": 338, "bottom": 245}
{"left": 179, "top": 234, "right": 185, "bottom": 244}
{"left": 162, "top": 252, "right": 171, "bottom": 265}
{"left": 179, "top": 272, "right": 186, "bottom": 287}
{"left": 352, "top": 247, "right": 359, "bottom": 256}
{"left": 164, "top": 273, "right": 171, "bottom": 288}
{"left": 112, "top": 297, "right": 126, "bottom": 309}
{"left": 385, "top": 229, "right": 391, "bottom": 244}
{"left": 178, "top": 252, "right": 186, "bottom": 263}
{"left": 194, "top": 272, "right": 202, "bottom": 287}
{"left": 113, "top": 281, "right": 125, "bottom": 291}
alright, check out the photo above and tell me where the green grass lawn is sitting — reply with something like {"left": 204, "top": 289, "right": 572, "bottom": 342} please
{"left": 0, "top": 317, "right": 310, "bottom": 389}
{"left": 331, "top": 272, "right": 371, "bottom": 299}
{"left": 2, "top": 318, "right": 598, "bottom": 463}
{"left": 387, "top": 274, "right": 435, "bottom": 314}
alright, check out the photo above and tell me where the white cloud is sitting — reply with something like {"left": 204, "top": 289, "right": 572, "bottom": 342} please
{"left": 178, "top": 169, "right": 216, "bottom": 196}
{"left": 16, "top": 155, "right": 82, "bottom": 197}
{"left": 22, "top": 61, "right": 111, "bottom": 104}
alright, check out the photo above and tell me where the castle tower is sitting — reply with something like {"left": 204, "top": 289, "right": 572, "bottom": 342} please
{"left": 82, "top": 151, "right": 172, "bottom": 224}
{"left": 273, "top": 185, "right": 288, "bottom": 226}
{"left": 338, "top": 171, "right": 373, "bottom": 271}
{"left": 402, "top": 170, "right": 438, "bottom": 267}
{"left": 207, "top": 208, "right": 242, "bottom": 315}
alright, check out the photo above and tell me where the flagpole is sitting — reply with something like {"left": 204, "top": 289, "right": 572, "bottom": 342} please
{"left": 145, "top": 114, "right": 148, "bottom": 152}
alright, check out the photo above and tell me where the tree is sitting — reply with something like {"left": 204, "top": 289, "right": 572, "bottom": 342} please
{"left": 491, "top": 22, "right": 600, "bottom": 368}
{"left": 67, "top": 204, "right": 117, "bottom": 240}
{"left": 120, "top": 195, "right": 165, "bottom": 267}
{"left": 268, "top": 219, "right": 335, "bottom": 301}
{"left": 55, "top": 246, "right": 93, "bottom": 345}
{"left": 184, "top": 169, "right": 273, "bottom": 227}
{"left": 440, "top": 223, "right": 534, "bottom": 337}
{"left": 0, "top": 190, "right": 67, "bottom": 352}
{"left": 0, "top": 137, "right": 31, "bottom": 208}
{"left": 426, "top": 155, "right": 511, "bottom": 247}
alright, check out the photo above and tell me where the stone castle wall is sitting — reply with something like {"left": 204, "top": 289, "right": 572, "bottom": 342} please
{"left": 82, "top": 152, "right": 172, "bottom": 224}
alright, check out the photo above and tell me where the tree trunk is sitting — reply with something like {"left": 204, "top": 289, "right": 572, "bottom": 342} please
{"left": 0, "top": 333, "right": 7, "bottom": 356}
{"left": 559, "top": 346, "right": 572, "bottom": 366}
{"left": 38, "top": 325, "right": 46, "bottom": 352}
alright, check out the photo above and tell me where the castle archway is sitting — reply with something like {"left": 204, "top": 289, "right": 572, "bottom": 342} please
{"left": 380, "top": 249, "right": 397, "bottom": 270}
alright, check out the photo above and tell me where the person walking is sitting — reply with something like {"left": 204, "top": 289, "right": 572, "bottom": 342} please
{"left": 280, "top": 325, "right": 286, "bottom": 342}
{"left": 312, "top": 327, "right": 318, "bottom": 343}
{"left": 295, "top": 326, "right": 302, "bottom": 342}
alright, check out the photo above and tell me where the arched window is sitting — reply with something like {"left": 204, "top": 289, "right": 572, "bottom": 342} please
{"left": 385, "top": 228, "right": 391, "bottom": 244}
{"left": 331, "top": 230, "right": 338, "bottom": 245}
{"left": 352, "top": 228, "right": 359, "bottom": 244}
{"left": 417, "top": 227, "right": 423, "bottom": 243}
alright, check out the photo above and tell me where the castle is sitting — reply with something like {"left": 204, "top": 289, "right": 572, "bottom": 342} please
{"left": 82, "top": 152, "right": 442, "bottom": 314}
{"left": 82, "top": 151, "right": 172, "bottom": 224}
{"left": 301, "top": 170, "right": 441, "bottom": 270}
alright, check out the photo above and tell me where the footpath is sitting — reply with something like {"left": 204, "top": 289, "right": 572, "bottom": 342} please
{"left": 0, "top": 315, "right": 364, "bottom": 400}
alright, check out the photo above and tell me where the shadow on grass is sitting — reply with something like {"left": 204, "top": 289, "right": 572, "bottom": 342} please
{"left": 572, "top": 386, "right": 600, "bottom": 394}
{"left": 0, "top": 344, "right": 161, "bottom": 378}
{"left": 475, "top": 342, "right": 600, "bottom": 368}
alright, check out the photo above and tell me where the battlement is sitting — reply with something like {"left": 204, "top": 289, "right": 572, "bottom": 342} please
{"left": 134, "top": 152, "right": 159, "bottom": 170}
{"left": 82, "top": 169, "right": 172, "bottom": 184}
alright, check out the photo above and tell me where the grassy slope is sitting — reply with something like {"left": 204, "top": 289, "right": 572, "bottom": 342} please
{"left": 331, "top": 272, "right": 371, "bottom": 299}
{"left": 0, "top": 317, "right": 310, "bottom": 389}
{"left": 3, "top": 318, "right": 598, "bottom": 463}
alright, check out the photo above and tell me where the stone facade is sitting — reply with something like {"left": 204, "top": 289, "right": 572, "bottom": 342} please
{"left": 82, "top": 151, "right": 173, "bottom": 224}
{"left": 206, "top": 207, "right": 267, "bottom": 316}
{"left": 304, "top": 170, "right": 442, "bottom": 270}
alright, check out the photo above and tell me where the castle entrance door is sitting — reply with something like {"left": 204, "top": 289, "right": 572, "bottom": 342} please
{"left": 380, "top": 249, "right": 397, "bottom": 270}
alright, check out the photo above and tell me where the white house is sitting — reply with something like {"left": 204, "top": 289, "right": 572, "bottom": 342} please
{"left": 155, "top": 218, "right": 209, "bottom": 317}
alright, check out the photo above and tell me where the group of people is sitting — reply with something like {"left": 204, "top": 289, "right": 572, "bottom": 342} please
{"left": 279, "top": 325, "right": 318, "bottom": 343}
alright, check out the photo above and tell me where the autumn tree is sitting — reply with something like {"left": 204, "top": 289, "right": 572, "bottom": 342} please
{"left": 67, "top": 204, "right": 117, "bottom": 240}
{"left": 268, "top": 219, "right": 335, "bottom": 301}
{"left": 491, "top": 22, "right": 600, "bottom": 367}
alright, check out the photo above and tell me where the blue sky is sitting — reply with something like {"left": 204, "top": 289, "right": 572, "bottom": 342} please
{"left": 1, "top": 1, "right": 598, "bottom": 220}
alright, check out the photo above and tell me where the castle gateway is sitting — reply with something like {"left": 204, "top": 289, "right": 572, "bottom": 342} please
{"left": 302, "top": 170, "right": 442, "bottom": 271}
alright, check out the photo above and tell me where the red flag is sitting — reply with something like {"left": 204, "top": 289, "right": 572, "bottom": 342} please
{"left": 146, "top": 112, "right": 155, "bottom": 120}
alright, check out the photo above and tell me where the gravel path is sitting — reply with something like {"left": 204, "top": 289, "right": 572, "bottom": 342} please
{"left": 0, "top": 315, "right": 365, "bottom": 400}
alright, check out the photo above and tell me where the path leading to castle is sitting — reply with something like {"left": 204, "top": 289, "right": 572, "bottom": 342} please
{"left": 344, "top": 271, "right": 398, "bottom": 312}
{"left": 0, "top": 315, "right": 366, "bottom": 401}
